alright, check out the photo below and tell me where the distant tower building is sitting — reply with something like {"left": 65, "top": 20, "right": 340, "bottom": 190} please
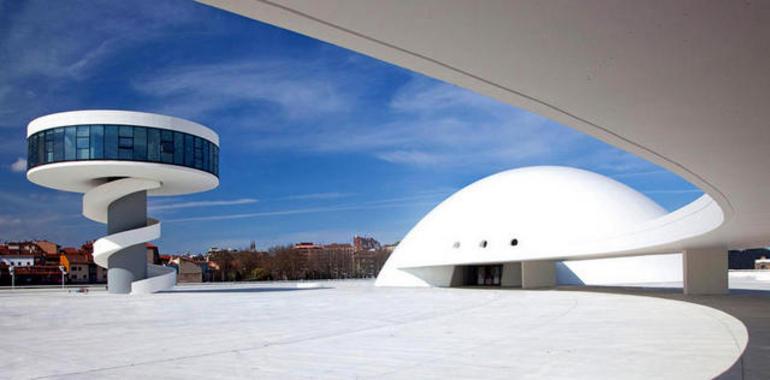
{"left": 26, "top": 110, "right": 219, "bottom": 294}
{"left": 249, "top": 240, "right": 256, "bottom": 252}
{"left": 353, "top": 236, "right": 381, "bottom": 252}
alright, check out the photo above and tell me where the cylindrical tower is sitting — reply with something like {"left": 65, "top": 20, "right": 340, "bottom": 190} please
{"left": 26, "top": 110, "right": 219, "bottom": 294}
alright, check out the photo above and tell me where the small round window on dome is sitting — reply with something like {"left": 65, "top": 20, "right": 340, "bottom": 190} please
{"left": 480, "top": 240, "right": 488, "bottom": 248}
{"left": 452, "top": 241, "right": 461, "bottom": 249}
{"left": 510, "top": 239, "right": 518, "bottom": 247}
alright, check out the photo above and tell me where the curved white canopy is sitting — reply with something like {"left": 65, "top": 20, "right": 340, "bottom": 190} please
{"left": 201, "top": 0, "right": 770, "bottom": 254}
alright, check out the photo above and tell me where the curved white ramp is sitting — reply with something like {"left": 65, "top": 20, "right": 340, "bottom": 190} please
{"left": 84, "top": 178, "right": 176, "bottom": 294}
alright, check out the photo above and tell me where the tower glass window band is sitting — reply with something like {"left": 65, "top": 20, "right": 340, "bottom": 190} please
{"left": 27, "top": 124, "right": 219, "bottom": 176}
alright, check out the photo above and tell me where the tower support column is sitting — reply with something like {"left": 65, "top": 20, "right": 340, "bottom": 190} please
{"left": 106, "top": 190, "right": 148, "bottom": 294}
{"left": 683, "top": 247, "right": 728, "bottom": 295}
{"left": 522, "top": 260, "right": 555, "bottom": 289}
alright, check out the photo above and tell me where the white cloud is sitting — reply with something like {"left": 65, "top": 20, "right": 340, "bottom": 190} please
{"left": 133, "top": 60, "right": 354, "bottom": 120}
{"left": 165, "top": 193, "right": 447, "bottom": 224}
{"left": 278, "top": 192, "right": 354, "bottom": 201}
{"left": 9, "top": 158, "right": 26, "bottom": 173}
{"left": 390, "top": 78, "right": 504, "bottom": 114}
{"left": 0, "top": 216, "right": 22, "bottom": 226}
{"left": 1, "top": 1, "right": 200, "bottom": 81}
{"left": 0, "top": 1, "right": 204, "bottom": 130}
{"left": 233, "top": 76, "right": 578, "bottom": 169}
{"left": 150, "top": 198, "right": 258, "bottom": 211}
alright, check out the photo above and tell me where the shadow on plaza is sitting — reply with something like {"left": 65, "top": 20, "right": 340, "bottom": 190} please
{"left": 160, "top": 286, "right": 332, "bottom": 294}
{"left": 555, "top": 284, "right": 770, "bottom": 380}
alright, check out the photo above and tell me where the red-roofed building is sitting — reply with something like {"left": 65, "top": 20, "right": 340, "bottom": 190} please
{"left": 60, "top": 252, "right": 95, "bottom": 284}
{"left": 0, "top": 241, "right": 62, "bottom": 285}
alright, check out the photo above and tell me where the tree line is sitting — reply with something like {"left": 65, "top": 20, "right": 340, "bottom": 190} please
{"left": 206, "top": 245, "right": 392, "bottom": 282}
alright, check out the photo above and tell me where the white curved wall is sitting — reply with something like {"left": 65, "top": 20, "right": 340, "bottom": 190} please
{"left": 557, "top": 254, "right": 682, "bottom": 286}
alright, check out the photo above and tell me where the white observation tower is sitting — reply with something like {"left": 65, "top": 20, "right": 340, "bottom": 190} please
{"left": 26, "top": 110, "right": 219, "bottom": 294}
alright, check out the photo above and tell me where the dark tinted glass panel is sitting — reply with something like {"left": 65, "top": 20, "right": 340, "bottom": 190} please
{"left": 53, "top": 129, "right": 64, "bottom": 161}
{"left": 36, "top": 134, "right": 44, "bottom": 165}
{"left": 27, "top": 138, "right": 35, "bottom": 167}
{"left": 213, "top": 145, "right": 219, "bottom": 175}
{"left": 28, "top": 125, "right": 218, "bottom": 176}
{"left": 64, "top": 127, "right": 76, "bottom": 160}
{"left": 184, "top": 135, "right": 193, "bottom": 166}
{"left": 133, "top": 127, "right": 147, "bottom": 161}
{"left": 147, "top": 128, "right": 160, "bottom": 162}
{"left": 119, "top": 147, "right": 132, "bottom": 159}
{"left": 208, "top": 142, "right": 213, "bottom": 173}
{"left": 46, "top": 131, "right": 55, "bottom": 162}
{"left": 193, "top": 137, "right": 202, "bottom": 169}
{"left": 119, "top": 137, "right": 132, "bottom": 149}
{"left": 174, "top": 132, "right": 184, "bottom": 164}
{"left": 90, "top": 125, "right": 104, "bottom": 159}
{"left": 203, "top": 141, "right": 209, "bottom": 173}
{"left": 160, "top": 130, "right": 173, "bottom": 163}
{"left": 104, "top": 126, "right": 118, "bottom": 159}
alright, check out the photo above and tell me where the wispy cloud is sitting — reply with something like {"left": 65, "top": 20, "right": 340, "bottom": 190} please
{"left": 9, "top": 158, "right": 26, "bottom": 173}
{"left": 0, "top": 0, "right": 203, "bottom": 130}
{"left": 133, "top": 59, "right": 355, "bottom": 120}
{"left": 150, "top": 198, "right": 258, "bottom": 211}
{"left": 277, "top": 192, "right": 354, "bottom": 201}
{"left": 131, "top": 55, "right": 591, "bottom": 170}
{"left": 165, "top": 192, "right": 447, "bottom": 224}
{"left": 235, "top": 75, "right": 581, "bottom": 169}
{"left": 609, "top": 169, "right": 670, "bottom": 179}
{"left": 1, "top": 1, "right": 200, "bottom": 81}
{"left": 0, "top": 216, "right": 22, "bottom": 226}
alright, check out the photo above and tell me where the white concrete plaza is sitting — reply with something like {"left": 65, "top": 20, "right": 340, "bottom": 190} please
{"left": 3, "top": 278, "right": 768, "bottom": 379}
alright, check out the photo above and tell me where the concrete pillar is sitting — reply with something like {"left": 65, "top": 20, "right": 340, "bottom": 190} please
{"left": 449, "top": 266, "right": 467, "bottom": 287}
{"left": 683, "top": 247, "right": 728, "bottom": 295}
{"left": 521, "top": 260, "right": 555, "bottom": 289}
{"left": 107, "top": 190, "right": 148, "bottom": 294}
{"left": 501, "top": 262, "right": 522, "bottom": 287}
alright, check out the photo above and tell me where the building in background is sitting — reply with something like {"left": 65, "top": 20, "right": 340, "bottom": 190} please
{"left": 167, "top": 257, "right": 203, "bottom": 283}
{"left": 294, "top": 242, "right": 322, "bottom": 252}
{"left": 353, "top": 236, "right": 381, "bottom": 252}
{"left": 0, "top": 241, "right": 64, "bottom": 285}
{"left": 60, "top": 252, "right": 93, "bottom": 284}
{"left": 0, "top": 254, "right": 35, "bottom": 267}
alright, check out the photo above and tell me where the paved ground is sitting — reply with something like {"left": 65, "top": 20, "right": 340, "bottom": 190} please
{"left": 1, "top": 278, "right": 764, "bottom": 380}
{"left": 565, "top": 274, "right": 770, "bottom": 380}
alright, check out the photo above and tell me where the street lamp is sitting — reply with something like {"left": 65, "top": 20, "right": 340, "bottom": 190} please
{"left": 58, "top": 265, "right": 66, "bottom": 289}
{"left": 9, "top": 266, "right": 15, "bottom": 290}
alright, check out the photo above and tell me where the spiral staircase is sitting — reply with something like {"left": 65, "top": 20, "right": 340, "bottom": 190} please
{"left": 83, "top": 177, "right": 176, "bottom": 294}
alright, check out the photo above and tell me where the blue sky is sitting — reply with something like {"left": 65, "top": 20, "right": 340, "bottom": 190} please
{"left": 0, "top": 0, "right": 702, "bottom": 253}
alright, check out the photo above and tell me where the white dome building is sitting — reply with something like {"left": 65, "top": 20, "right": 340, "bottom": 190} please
{"left": 376, "top": 166, "right": 683, "bottom": 288}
